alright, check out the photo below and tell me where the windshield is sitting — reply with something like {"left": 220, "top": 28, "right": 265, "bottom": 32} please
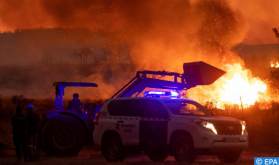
{"left": 164, "top": 100, "right": 212, "bottom": 116}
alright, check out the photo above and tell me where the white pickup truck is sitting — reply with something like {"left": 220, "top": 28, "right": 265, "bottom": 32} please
{"left": 93, "top": 97, "right": 248, "bottom": 163}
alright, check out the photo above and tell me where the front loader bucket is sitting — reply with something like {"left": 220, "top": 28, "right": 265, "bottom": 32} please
{"left": 183, "top": 61, "right": 226, "bottom": 87}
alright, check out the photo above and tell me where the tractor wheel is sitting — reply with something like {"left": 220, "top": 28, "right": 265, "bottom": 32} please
{"left": 41, "top": 115, "right": 85, "bottom": 156}
{"left": 103, "top": 136, "right": 125, "bottom": 162}
{"left": 172, "top": 135, "right": 196, "bottom": 163}
{"left": 217, "top": 150, "right": 242, "bottom": 163}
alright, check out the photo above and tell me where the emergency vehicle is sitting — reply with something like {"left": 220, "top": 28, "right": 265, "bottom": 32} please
{"left": 93, "top": 62, "right": 248, "bottom": 163}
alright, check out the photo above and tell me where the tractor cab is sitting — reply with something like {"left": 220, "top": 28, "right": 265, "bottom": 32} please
{"left": 47, "top": 82, "right": 100, "bottom": 125}
{"left": 53, "top": 82, "right": 98, "bottom": 110}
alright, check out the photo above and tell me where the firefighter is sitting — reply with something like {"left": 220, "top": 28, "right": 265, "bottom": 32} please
{"left": 25, "top": 104, "right": 40, "bottom": 161}
{"left": 12, "top": 106, "right": 28, "bottom": 162}
{"left": 67, "top": 93, "right": 83, "bottom": 111}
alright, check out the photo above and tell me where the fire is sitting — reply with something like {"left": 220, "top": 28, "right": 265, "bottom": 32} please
{"left": 217, "top": 64, "right": 267, "bottom": 108}
{"left": 187, "top": 63, "right": 268, "bottom": 109}
{"left": 270, "top": 61, "right": 279, "bottom": 68}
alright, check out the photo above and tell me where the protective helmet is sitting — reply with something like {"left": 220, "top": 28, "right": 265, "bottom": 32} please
{"left": 26, "top": 104, "right": 34, "bottom": 109}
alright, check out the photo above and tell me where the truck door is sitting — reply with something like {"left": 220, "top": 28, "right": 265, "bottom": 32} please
{"left": 107, "top": 100, "right": 142, "bottom": 146}
{"left": 139, "top": 100, "right": 169, "bottom": 149}
{"left": 117, "top": 100, "right": 145, "bottom": 146}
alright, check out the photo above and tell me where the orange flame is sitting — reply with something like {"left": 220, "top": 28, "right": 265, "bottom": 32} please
{"left": 187, "top": 63, "right": 268, "bottom": 109}
{"left": 271, "top": 61, "right": 279, "bottom": 68}
{"left": 217, "top": 64, "right": 267, "bottom": 108}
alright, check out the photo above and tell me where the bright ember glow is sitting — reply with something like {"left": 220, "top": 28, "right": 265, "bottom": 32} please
{"left": 271, "top": 61, "right": 279, "bottom": 68}
{"left": 217, "top": 64, "right": 267, "bottom": 108}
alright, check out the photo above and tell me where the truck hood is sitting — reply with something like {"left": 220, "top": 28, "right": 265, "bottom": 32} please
{"left": 197, "top": 116, "right": 241, "bottom": 123}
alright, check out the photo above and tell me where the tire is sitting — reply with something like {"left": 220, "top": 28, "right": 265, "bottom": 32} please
{"left": 172, "top": 135, "right": 196, "bottom": 163}
{"left": 217, "top": 151, "right": 242, "bottom": 163}
{"left": 103, "top": 136, "right": 125, "bottom": 162}
{"left": 41, "top": 115, "right": 85, "bottom": 156}
{"left": 147, "top": 147, "right": 168, "bottom": 162}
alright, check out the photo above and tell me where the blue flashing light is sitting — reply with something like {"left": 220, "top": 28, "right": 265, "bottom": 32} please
{"left": 144, "top": 91, "right": 179, "bottom": 98}
{"left": 170, "top": 91, "right": 179, "bottom": 97}
{"left": 148, "top": 91, "right": 166, "bottom": 95}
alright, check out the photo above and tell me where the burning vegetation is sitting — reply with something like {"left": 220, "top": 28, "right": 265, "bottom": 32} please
{"left": 218, "top": 64, "right": 267, "bottom": 108}
{"left": 213, "top": 64, "right": 267, "bottom": 109}
{"left": 271, "top": 61, "right": 279, "bottom": 68}
{"left": 187, "top": 63, "right": 269, "bottom": 109}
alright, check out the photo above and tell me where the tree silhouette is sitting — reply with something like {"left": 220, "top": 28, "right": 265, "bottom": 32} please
{"left": 74, "top": 47, "right": 94, "bottom": 65}
{"left": 272, "top": 28, "right": 279, "bottom": 42}
{"left": 81, "top": 47, "right": 93, "bottom": 65}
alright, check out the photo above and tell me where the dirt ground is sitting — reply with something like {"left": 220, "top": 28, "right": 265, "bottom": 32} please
{"left": 1, "top": 146, "right": 279, "bottom": 165}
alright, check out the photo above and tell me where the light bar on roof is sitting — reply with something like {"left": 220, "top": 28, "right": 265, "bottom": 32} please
{"left": 144, "top": 91, "right": 179, "bottom": 98}
{"left": 148, "top": 91, "right": 166, "bottom": 95}
{"left": 170, "top": 91, "right": 179, "bottom": 97}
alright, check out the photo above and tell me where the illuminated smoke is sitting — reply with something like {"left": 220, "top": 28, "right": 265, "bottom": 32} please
{"left": 0, "top": 0, "right": 271, "bottom": 105}
{"left": 228, "top": 0, "right": 279, "bottom": 44}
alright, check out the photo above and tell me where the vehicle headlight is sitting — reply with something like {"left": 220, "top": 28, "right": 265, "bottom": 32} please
{"left": 240, "top": 120, "right": 246, "bottom": 135}
{"left": 195, "top": 120, "right": 218, "bottom": 135}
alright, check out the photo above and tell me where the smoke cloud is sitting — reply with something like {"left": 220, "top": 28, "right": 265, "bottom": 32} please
{"left": 228, "top": 0, "right": 279, "bottom": 44}
{"left": 1, "top": 0, "right": 276, "bottom": 44}
{"left": 0, "top": 0, "right": 271, "bottom": 100}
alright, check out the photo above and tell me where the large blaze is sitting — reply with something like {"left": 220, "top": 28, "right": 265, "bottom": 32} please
{"left": 187, "top": 63, "right": 268, "bottom": 109}
{"left": 217, "top": 64, "right": 267, "bottom": 108}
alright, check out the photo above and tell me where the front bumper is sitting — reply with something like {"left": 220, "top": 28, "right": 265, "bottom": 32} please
{"left": 210, "top": 140, "right": 248, "bottom": 150}
{"left": 194, "top": 129, "right": 249, "bottom": 150}
{"left": 194, "top": 134, "right": 248, "bottom": 155}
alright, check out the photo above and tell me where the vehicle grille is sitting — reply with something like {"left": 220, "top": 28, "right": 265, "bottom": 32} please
{"left": 214, "top": 123, "right": 242, "bottom": 135}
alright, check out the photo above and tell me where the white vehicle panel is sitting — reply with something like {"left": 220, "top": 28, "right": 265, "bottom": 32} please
{"left": 93, "top": 97, "right": 249, "bottom": 154}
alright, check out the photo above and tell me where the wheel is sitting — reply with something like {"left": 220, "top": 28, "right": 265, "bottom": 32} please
{"left": 147, "top": 147, "right": 168, "bottom": 162}
{"left": 172, "top": 135, "right": 196, "bottom": 163}
{"left": 41, "top": 115, "right": 85, "bottom": 156}
{"left": 217, "top": 151, "right": 242, "bottom": 163}
{"left": 103, "top": 136, "right": 125, "bottom": 162}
